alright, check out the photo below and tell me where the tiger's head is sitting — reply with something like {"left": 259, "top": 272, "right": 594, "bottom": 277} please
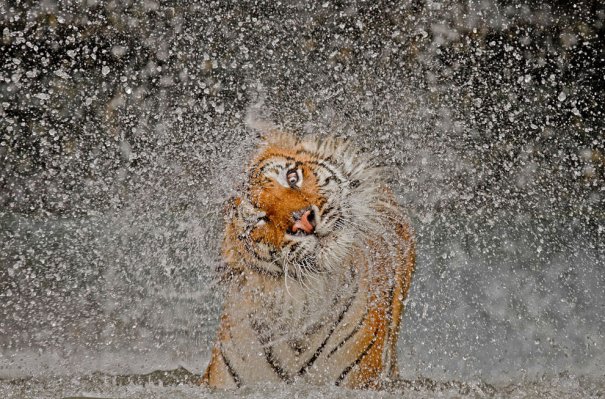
{"left": 223, "top": 132, "right": 385, "bottom": 280}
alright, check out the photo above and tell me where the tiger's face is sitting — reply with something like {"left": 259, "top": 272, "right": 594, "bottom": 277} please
{"left": 225, "top": 134, "right": 380, "bottom": 279}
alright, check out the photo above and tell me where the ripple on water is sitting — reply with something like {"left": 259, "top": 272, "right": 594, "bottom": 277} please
{"left": 1, "top": 368, "right": 603, "bottom": 399}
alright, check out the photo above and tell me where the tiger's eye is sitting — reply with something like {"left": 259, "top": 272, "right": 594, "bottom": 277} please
{"left": 286, "top": 170, "right": 299, "bottom": 186}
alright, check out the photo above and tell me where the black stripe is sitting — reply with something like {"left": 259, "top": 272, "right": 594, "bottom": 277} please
{"left": 332, "top": 216, "right": 345, "bottom": 230}
{"left": 323, "top": 209, "right": 342, "bottom": 227}
{"left": 250, "top": 152, "right": 277, "bottom": 170}
{"left": 284, "top": 263, "right": 301, "bottom": 279}
{"left": 384, "top": 278, "right": 396, "bottom": 331}
{"left": 252, "top": 153, "right": 294, "bottom": 173}
{"left": 287, "top": 241, "right": 301, "bottom": 254}
{"left": 321, "top": 204, "right": 335, "bottom": 218}
{"left": 258, "top": 156, "right": 296, "bottom": 175}
{"left": 308, "top": 160, "right": 344, "bottom": 184}
{"left": 288, "top": 245, "right": 305, "bottom": 265}
{"left": 334, "top": 327, "right": 380, "bottom": 386}
{"left": 244, "top": 241, "right": 277, "bottom": 263}
{"left": 247, "top": 261, "right": 283, "bottom": 278}
{"left": 243, "top": 242, "right": 283, "bottom": 278}
{"left": 299, "top": 256, "right": 319, "bottom": 274}
{"left": 248, "top": 318, "right": 271, "bottom": 344}
{"left": 264, "top": 346, "right": 293, "bottom": 383}
{"left": 220, "top": 347, "right": 242, "bottom": 388}
{"left": 246, "top": 244, "right": 274, "bottom": 263}
{"left": 299, "top": 320, "right": 323, "bottom": 338}
{"left": 297, "top": 284, "right": 359, "bottom": 376}
{"left": 249, "top": 319, "right": 293, "bottom": 383}
{"left": 327, "top": 308, "right": 369, "bottom": 358}
{"left": 318, "top": 161, "right": 343, "bottom": 182}
{"left": 320, "top": 176, "right": 334, "bottom": 187}
{"left": 323, "top": 155, "right": 337, "bottom": 164}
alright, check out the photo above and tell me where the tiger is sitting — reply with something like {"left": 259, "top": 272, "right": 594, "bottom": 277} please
{"left": 201, "top": 131, "right": 415, "bottom": 389}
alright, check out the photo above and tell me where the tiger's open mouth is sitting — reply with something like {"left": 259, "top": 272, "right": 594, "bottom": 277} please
{"left": 287, "top": 229, "right": 313, "bottom": 237}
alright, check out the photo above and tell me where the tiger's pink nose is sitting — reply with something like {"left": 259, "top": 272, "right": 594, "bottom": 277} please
{"left": 292, "top": 209, "right": 315, "bottom": 235}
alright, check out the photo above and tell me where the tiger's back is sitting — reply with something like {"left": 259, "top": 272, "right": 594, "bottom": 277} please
{"left": 202, "top": 132, "right": 415, "bottom": 389}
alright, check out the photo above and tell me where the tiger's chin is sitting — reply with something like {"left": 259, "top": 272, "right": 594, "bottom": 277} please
{"left": 280, "top": 237, "right": 321, "bottom": 279}
{"left": 282, "top": 228, "right": 357, "bottom": 280}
